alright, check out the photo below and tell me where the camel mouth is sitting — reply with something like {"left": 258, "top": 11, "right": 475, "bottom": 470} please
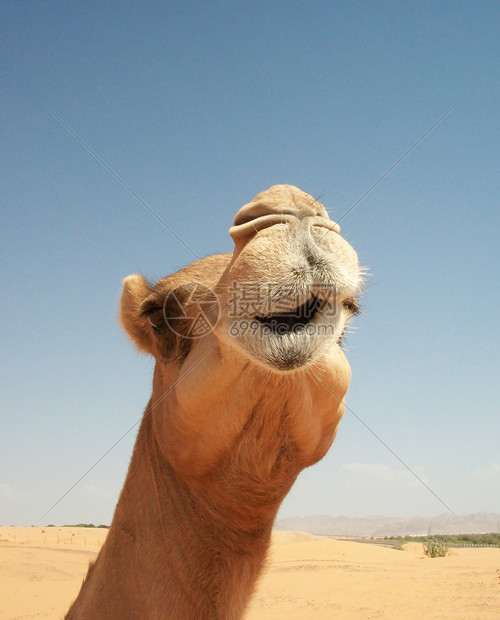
{"left": 225, "top": 294, "right": 339, "bottom": 372}
{"left": 254, "top": 296, "right": 323, "bottom": 335}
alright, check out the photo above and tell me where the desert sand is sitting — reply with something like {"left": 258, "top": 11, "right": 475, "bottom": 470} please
{"left": 1, "top": 527, "right": 498, "bottom": 619}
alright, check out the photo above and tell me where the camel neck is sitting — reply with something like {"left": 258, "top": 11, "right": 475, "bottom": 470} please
{"left": 68, "top": 407, "right": 275, "bottom": 620}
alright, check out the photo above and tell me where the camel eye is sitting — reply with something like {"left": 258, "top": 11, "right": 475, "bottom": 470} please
{"left": 147, "top": 308, "right": 166, "bottom": 333}
{"left": 342, "top": 298, "right": 360, "bottom": 316}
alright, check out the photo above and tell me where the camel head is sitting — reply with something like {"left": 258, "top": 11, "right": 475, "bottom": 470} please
{"left": 218, "top": 184, "right": 362, "bottom": 372}
{"left": 120, "top": 185, "right": 362, "bottom": 376}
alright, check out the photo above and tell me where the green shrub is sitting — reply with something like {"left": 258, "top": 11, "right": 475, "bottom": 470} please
{"left": 424, "top": 538, "right": 449, "bottom": 558}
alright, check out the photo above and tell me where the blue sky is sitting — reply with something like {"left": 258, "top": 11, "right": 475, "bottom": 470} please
{"left": 1, "top": 2, "right": 499, "bottom": 526}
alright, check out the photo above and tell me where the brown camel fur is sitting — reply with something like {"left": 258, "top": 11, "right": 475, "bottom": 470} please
{"left": 66, "top": 185, "right": 363, "bottom": 620}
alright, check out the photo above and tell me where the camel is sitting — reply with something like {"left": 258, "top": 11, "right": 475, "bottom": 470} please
{"left": 66, "top": 184, "right": 363, "bottom": 619}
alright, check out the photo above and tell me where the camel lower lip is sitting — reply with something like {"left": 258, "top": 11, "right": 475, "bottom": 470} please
{"left": 259, "top": 320, "right": 312, "bottom": 336}
{"left": 266, "top": 347, "right": 311, "bottom": 371}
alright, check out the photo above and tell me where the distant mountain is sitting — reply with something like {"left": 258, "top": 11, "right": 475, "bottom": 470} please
{"left": 274, "top": 512, "right": 500, "bottom": 537}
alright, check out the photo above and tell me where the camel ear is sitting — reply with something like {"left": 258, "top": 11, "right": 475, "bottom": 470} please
{"left": 120, "top": 275, "right": 154, "bottom": 354}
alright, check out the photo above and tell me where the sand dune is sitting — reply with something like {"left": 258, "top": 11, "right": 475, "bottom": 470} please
{"left": 1, "top": 527, "right": 499, "bottom": 619}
